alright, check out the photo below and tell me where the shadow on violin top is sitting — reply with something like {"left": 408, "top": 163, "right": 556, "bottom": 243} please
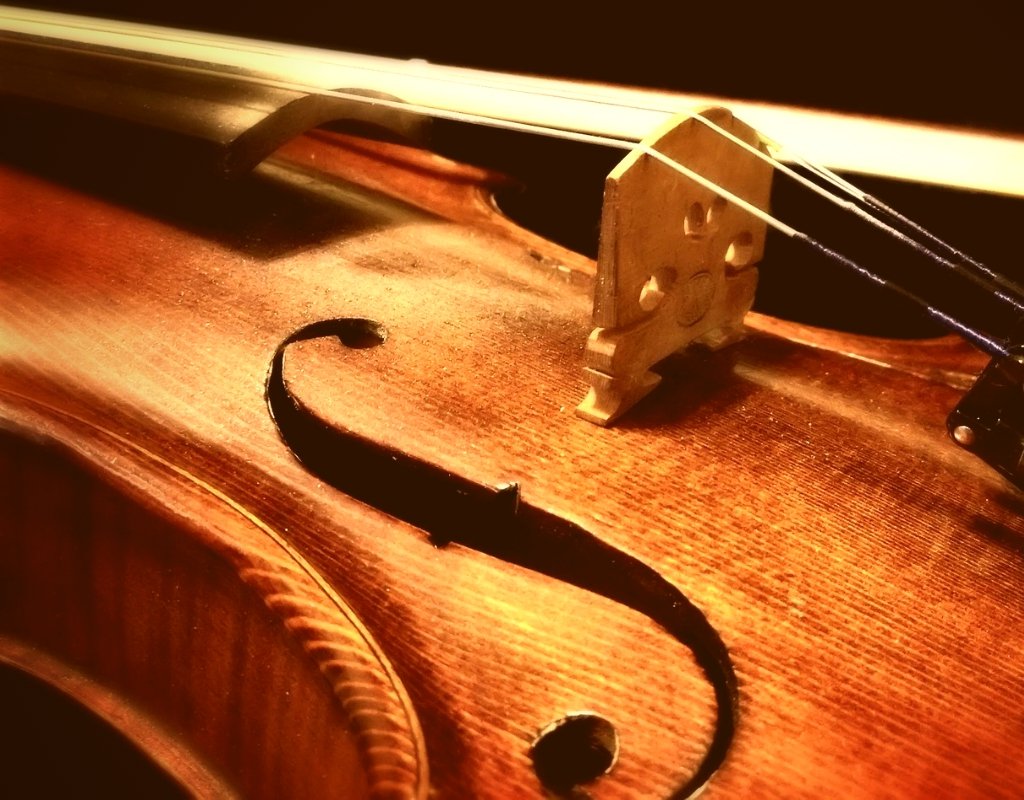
{"left": 0, "top": 99, "right": 441, "bottom": 260}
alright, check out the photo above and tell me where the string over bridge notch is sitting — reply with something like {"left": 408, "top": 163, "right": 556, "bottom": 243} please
{"left": 577, "top": 108, "right": 774, "bottom": 426}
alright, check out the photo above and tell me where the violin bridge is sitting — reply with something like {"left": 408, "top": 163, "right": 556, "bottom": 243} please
{"left": 576, "top": 108, "right": 774, "bottom": 426}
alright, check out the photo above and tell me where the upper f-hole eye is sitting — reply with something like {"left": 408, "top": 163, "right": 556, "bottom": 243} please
{"left": 334, "top": 318, "right": 387, "bottom": 349}
{"left": 530, "top": 713, "right": 619, "bottom": 793}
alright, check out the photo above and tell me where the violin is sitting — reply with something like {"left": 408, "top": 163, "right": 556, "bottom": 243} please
{"left": 2, "top": 6, "right": 1024, "bottom": 799}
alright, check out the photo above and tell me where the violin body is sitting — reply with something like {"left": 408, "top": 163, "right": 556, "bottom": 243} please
{"left": 2, "top": 38, "right": 1024, "bottom": 799}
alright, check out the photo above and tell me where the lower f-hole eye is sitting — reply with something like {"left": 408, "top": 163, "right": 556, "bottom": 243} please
{"left": 530, "top": 712, "right": 619, "bottom": 792}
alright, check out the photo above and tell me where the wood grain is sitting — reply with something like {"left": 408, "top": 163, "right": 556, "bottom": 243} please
{"left": 0, "top": 417, "right": 425, "bottom": 799}
{"left": 1, "top": 122, "right": 1022, "bottom": 799}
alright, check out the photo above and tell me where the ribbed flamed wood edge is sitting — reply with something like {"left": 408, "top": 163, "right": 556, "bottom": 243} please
{"left": 0, "top": 393, "right": 428, "bottom": 800}
{"left": 237, "top": 558, "right": 424, "bottom": 797}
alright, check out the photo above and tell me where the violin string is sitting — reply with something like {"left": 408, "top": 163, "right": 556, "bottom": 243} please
{"left": 30, "top": 16, "right": 1021, "bottom": 311}
{"left": 10, "top": 36, "right": 646, "bottom": 147}
{"left": 684, "top": 115, "right": 1024, "bottom": 313}
{"left": 121, "top": 15, "right": 1014, "bottom": 301}
{"left": 314, "top": 43, "right": 1024, "bottom": 311}
{"left": 10, "top": 14, "right": 1013, "bottom": 264}
{"left": 9, "top": 30, "right": 1010, "bottom": 355}
{"left": 61, "top": 18, "right": 1018, "bottom": 309}
{"left": 641, "top": 145, "right": 1010, "bottom": 358}
{"left": 1, "top": 12, "right": 675, "bottom": 108}
{"left": 762, "top": 134, "right": 1024, "bottom": 299}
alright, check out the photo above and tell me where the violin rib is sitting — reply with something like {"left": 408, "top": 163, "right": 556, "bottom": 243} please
{"left": 0, "top": 407, "right": 427, "bottom": 799}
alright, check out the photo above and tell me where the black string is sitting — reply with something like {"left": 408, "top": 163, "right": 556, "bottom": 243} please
{"left": 799, "top": 234, "right": 1010, "bottom": 357}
